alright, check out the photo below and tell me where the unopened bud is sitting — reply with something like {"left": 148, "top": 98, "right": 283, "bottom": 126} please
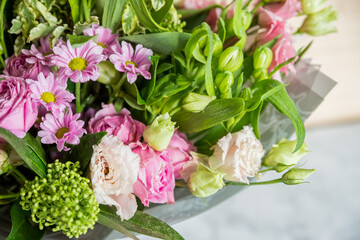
{"left": 97, "top": 61, "right": 121, "bottom": 85}
{"left": 253, "top": 46, "right": 273, "bottom": 70}
{"left": 182, "top": 93, "right": 216, "bottom": 112}
{"left": 188, "top": 163, "right": 225, "bottom": 198}
{"left": 282, "top": 168, "right": 316, "bottom": 185}
{"left": 299, "top": 6, "right": 338, "bottom": 36}
{"left": 300, "top": 0, "right": 327, "bottom": 15}
{"left": 143, "top": 113, "right": 176, "bottom": 151}
{"left": 218, "top": 46, "right": 243, "bottom": 72}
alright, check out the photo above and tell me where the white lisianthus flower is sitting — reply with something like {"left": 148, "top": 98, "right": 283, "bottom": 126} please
{"left": 208, "top": 126, "right": 265, "bottom": 184}
{"left": 90, "top": 135, "right": 140, "bottom": 220}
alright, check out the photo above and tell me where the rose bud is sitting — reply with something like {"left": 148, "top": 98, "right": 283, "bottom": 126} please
{"left": 143, "top": 113, "right": 176, "bottom": 151}
{"left": 282, "top": 168, "right": 316, "bottom": 185}
{"left": 188, "top": 163, "right": 225, "bottom": 198}
{"left": 264, "top": 138, "right": 309, "bottom": 172}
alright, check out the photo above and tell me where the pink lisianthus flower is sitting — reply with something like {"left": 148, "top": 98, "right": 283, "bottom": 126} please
{"left": 0, "top": 76, "right": 38, "bottom": 138}
{"left": 109, "top": 41, "right": 153, "bottom": 84}
{"left": 26, "top": 72, "right": 75, "bottom": 111}
{"left": 50, "top": 40, "right": 107, "bottom": 83}
{"left": 83, "top": 23, "right": 119, "bottom": 56}
{"left": 130, "top": 143, "right": 175, "bottom": 207}
{"left": 89, "top": 104, "right": 145, "bottom": 144}
{"left": 22, "top": 43, "right": 50, "bottom": 66}
{"left": 164, "top": 130, "right": 196, "bottom": 180}
{"left": 38, "top": 109, "right": 86, "bottom": 151}
{"left": 264, "top": 0, "right": 302, "bottom": 20}
{"left": 3, "top": 53, "right": 51, "bottom": 80}
{"left": 268, "top": 30, "right": 297, "bottom": 75}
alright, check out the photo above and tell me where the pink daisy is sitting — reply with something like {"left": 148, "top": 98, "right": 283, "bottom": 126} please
{"left": 109, "top": 41, "right": 153, "bottom": 84}
{"left": 83, "top": 23, "right": 119, "bottom": 56}
{"left": 50, "top": 40, "right": 107, "bottom": 83}
{"left": 22, "top": 44, "right": 49, "bottom": 66}
{"left": 38, "top": 109, "right": 86, "bottom": 151}
{"left": 26, "top": 72, "right": 75, "bottom": 111}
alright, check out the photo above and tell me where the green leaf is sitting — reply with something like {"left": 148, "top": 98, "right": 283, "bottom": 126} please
{"left": 151, "top": 0, "right": 173, "bottom": 24}
{"left": 7, "top": 201, "right": 45, "bottom": 240}
{"left": 254, "top": 80, "right": 305, "bottom": 152}
{"left": 157, "top": 63, "right": 173, "bottom": 74}
{"left": 98, "top": 205, "right": 184, "bottom": 240}
{"left": 177, "top": 4, "right": 223, "bottom": 19}
{"left": 146, "top": 74, "right": 191, "bottom": 105}
{"left": 217, "top": 17, "right": 226, "bottom": 43}
{"left": 129, "top": 0, "right": 167, "bottom": 32}
{"left": 233, "top": 0, "right": 243, "bottom": 38}
{"left": 151, "top": 0, "right": 165, "bottom": 11}
{"left": 50, "top": 25, "right": 68, "bottom": 48}
{"left": 0, "top": 128, "right": 46, "bottom": 178}
{"left": 145, "top": 55, "right": 160, "bottom": 100}
{"left": 202, "top": 23, "right": 215, "bottom": 96}
{"left": 184, "top": 27, "right": 207, "bottom": 64}
{"left": 8, "top": 18, "right": 23, "bottom": 34}
{"left": 68, "top": 34, "right": 97, "bottom": 48}
{"left": 122, "top": 3, "right": 143, "bottom": 35}
{"left": 68, "top": 0, "right": 80, "bottom": 24}
{"left": 268, "top": 56, "right": 296, "bottom": 77}
{"left": 73, "top": 16, "right": 99, "bottom": 35}
{"left": 102, "top": 0, "right": 127, "bottom": 32}
{"left": 250, "top": 101, "right": 263, "bottom": 139}
{"left": 173, "top": 98, "right": 245, "bottom": 133}
{"left": 34, "top": 1, "right": 58, "bottom": 26}
{"left": 119, "top": 32, "right": 191, "bottom": 55}
{"left": 14, "top": 36, "right": 26, "bottom": 55}
{"left": 68, "top": 132, "right": 107, "bottom": 175}
{"left": 29, "top": 23, "right": 56, "bottom": 41}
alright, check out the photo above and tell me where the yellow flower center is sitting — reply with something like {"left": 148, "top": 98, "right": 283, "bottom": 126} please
{"left": 125, "top": 61, "right": 137, "bottom": 67}
{"left": 68, "top": 57, "right": 87, "bottom": 71}
{"left": 41, "top": 92, "right": 56, "bottom": 104}
{"left": 97, "top": 42, "right": 107, "bottom": 48}
{"left": 56, "top": 127, "right": 69, "bottom": 139}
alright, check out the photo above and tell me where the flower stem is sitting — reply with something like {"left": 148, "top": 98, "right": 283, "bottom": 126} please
{"left": 227, "top": 178, "right": 283, "bottom": 186}
{"left": 8, "top": 165, "right": 27, "bottom": 182}
{"left": 0, "top": 193, "right": 19, "bottom": 200}
{"left": 76, "top": 82, "right": 81, "bottom": 113}
{"left": 258, "top": 167, "right": 276, "bottom": 173}
{"left": 175, "top": 181, "right": 188, "bottom": 187}
{"left": 251, "top": 1, "right": 264, "bottom": 14}
{"left": 113, "top": 74, "right": 127, "bottom": 96}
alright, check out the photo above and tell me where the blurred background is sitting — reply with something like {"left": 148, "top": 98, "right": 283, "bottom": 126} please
{"left": 135, "top": 0, "right": 360, "bottom": 239}
{"left": 117, "top": 0, "right": 360, "bottom": 239}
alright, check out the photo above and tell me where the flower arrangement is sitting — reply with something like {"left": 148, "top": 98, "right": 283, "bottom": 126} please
{"left": 0, "top": 0, "right": 337, "bottom": 239}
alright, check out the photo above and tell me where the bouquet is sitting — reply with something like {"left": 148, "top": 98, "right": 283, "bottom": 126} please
{"left": 0, "top": 0, "right": 337, "bottom": 239}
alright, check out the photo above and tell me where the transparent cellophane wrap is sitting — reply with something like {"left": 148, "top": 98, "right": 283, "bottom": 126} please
{"left": 0, "top": 60, "right": 336, "bottom": 239}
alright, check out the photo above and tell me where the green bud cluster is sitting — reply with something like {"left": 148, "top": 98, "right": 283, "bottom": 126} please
{"left": 20, "top": 160, "right": 99, "bottom": 239}
{"left": 215, "top": 71, "right": 234, "bottom": 99}
{"left": 252, "top": 46, "right": 273, "bottom": 81}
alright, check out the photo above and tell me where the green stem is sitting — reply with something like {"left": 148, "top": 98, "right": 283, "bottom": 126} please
{"left": 0, "top": 193, "right": 20, "bottom": 200}
{"left": 113, "top": 74, "right": 127, "bottom": 96}
{"left": 76, "top": 82, "right": 81, "bottom": 113}
{"left": 251, "top": 1, "right": 264, "bottom": 14}
{"left": 0, "top": 56, "right": 5, "bottom": 69}
{"left": 8, "top": 165, "right": 27, "bottom": 183}
{"left": 175, "top": 181, "right": 187, "bottom": 187}
{"left": 82, "top": 0, "right": 90, "bottom": 22}
{"left": 258, "top": 167, "right": 276, "bottom": 173}
{"left": 244, "top": 0, "right": 254, "bottom": 9}
{"left": 227, "top": 178, "right": 283, "bottom": 185}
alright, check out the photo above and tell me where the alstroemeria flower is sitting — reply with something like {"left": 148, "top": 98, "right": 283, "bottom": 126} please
{"left": 51, "top": 40, "right": 107, "bottom": 83}
{"left": 109, "top": 41, "right": 153, "bottom": 84}
{"left": 26, "top": 72, "right": 75, "bottom": 111}
{"left": 83, "top": 23, "right": 119, "bottom": 56}
{"left": 38, "top": 109, "right": 86, "bottom": 151}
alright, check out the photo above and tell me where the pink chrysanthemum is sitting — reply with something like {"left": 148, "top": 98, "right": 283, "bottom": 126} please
{"left": 109, "top": 41, "right": 153, "bottom": 84}
{"left": 26, "top": 72, "right": 75, "bottom": 111}
{"left": 39, "top": 37, "right": 52, "bottom": 55}
{"left": 38, "top": 109, "right": 86, "bottom": 151}
{"left": 50, "top": 40, "right": 107, "bottom": 83}
{"left": 22, "top": 44, "right": 49, "bottom": 66}
{"left": 83, "top": 23, "right": 119, "bottom": 56}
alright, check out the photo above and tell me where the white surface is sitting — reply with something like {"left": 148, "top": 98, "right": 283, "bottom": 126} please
{"left": 126, "top": 122, "right": 360, "bottom": 240}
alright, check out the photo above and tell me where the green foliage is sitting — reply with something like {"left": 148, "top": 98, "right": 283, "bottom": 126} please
{"left": 102, "top": 0, "right": 127, "bottom": 32}
{"left": 0, "top": 128, "right": 47, "bottom": 178}
{"left": 7, "top": 201, "right": 45, "bottom": 240}
{"left": 98, "top": 205, "right": 184, "bottom": 240}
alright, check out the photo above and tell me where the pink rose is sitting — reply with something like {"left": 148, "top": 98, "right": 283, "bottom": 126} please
{"left": 131, "top": 143, "right": 175, "bottom": 207}
{"left": 89, "top": 104, "right": 145, "bottom": 144}
{"left": 164, "top": 130, "right": 196, "bottom": 180}
{"left": 268, "top": 30, "right": 297, "bottom": 75}
{"left": 4, "top": 53, "right": 50, "bottom": 80}
{"left": 264, "top": 0, "right": 302, "bottom": 20}
{"left": 0, "top": 76, "right": 38, "bottom": 138}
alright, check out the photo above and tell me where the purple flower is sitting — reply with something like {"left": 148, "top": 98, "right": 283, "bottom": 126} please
{"left": 83, "top": 23, "right": 119, "bottom": 56}
{"left": 38, "top": 109, "right": 86, "bottom": 151}
{"left": 109, "top": 41, "right": 153, "bottom": 84}
{"left": 26, "top": 72, "right": 75, "bottom": 111}
{"left": 50, "top": 40, "right": 107, "bottom": 83}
